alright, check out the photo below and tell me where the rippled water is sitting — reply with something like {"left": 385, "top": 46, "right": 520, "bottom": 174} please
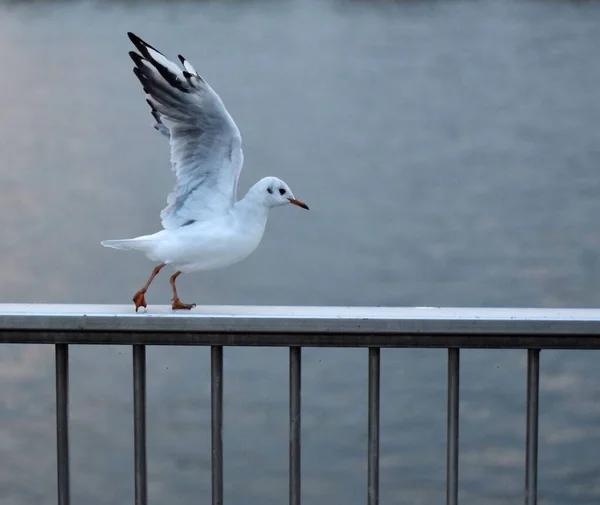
{"left": 1, "top": 0, "right": 600, "bottom": 503}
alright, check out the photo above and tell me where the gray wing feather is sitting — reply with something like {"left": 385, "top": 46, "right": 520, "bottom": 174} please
{"left": 128, "top": 33, "right": 244, "bottom": 229}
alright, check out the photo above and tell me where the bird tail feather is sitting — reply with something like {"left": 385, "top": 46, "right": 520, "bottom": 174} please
{"left": 100, "top": 238, "right": 151, "bottom": 251}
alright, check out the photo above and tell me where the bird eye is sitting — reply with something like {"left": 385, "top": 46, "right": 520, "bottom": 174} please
{"left": 267, "top": 187, "right": 273, "bottom": 194}
{"left": 279, "top": 188, "right": 286, "bottom": 195}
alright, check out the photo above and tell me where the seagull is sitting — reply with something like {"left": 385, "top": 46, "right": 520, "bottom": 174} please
{"left": 101, "top": 33, "right": 309, "bottom": 312}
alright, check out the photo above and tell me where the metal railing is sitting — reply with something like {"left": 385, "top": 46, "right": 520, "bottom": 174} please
{"left": 3, "top": 304, "right": 600, "bottom": 505}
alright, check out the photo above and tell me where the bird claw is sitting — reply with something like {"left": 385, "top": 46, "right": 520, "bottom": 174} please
{"left": 132, "top": 290, "right": 147, "bottom": 312}
{"left": 171, "top": 298, "right": 196, "bottom": 310}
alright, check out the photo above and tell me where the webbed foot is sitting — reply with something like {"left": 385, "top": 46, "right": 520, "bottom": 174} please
{"left": 132, "top": 290, "right": 147, "bottom": 312}
{"left": 171, "top": 298, "right": 196, "bottom": 310}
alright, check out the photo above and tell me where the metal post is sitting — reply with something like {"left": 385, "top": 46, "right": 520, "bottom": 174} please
{"left": 55, "top": 344, "right": 70, "bottom": 505}
{"left": 133, "top": 345, "right": 147, "bottom": 505}
{"left": 446, "top": 348, "right": 459, "bottom": 505}
{"left": 525, "top": 349, "right": 540, "bottom": 505}
{"left": 211, "top": 346, "right": 224, "bottom": 505}
{"left": 289, "top": 347, "right": 301, "bottom": 505}
{"left": 368, "top": 348, "right": 380, "bottom": 505}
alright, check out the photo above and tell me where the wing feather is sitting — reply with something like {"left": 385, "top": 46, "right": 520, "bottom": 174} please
{"left": 127, "top": 32, "right": 244, "bottom": 229}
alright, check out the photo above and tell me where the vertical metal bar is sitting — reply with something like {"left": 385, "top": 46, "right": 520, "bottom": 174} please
{"left": 367, "top": 348, "right": 380, "bottom": 505}
{"left": 525, "top": 349, "right": 540, "bottom": 505}
{"left": 133, "top": 345, "right": 147, "bottom": 505}
{"left": 289, "top": 346, "right": 302, "bottom": 505}
{"left": 211, "top": 346, "right": 224, "bottom": 505}
{"left": 55, "top": 344, "right": 70, "bottom": 505}
{"left": 446, "top": 348, "right": 460, "bottom": 505}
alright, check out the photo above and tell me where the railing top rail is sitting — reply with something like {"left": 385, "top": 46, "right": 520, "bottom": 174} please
{"left": 1, "top": 304, "right": 600, "bottom": 348}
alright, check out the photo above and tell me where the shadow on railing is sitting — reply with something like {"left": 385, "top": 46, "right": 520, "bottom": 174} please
{"left": 3, "top": 304, "right": 600, "bottom": 505}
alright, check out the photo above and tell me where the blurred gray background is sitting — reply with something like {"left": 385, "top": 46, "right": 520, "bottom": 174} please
{"left": 1, "top": 0, "right": 600, "bottom": 503}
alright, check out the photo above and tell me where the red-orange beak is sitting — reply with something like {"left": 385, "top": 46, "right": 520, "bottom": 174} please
{"left": 288, "top": 198, "right": 309, "bottom": 210}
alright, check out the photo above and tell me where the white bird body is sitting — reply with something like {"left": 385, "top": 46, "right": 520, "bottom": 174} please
{"left": 103, "top": 182, "right": 270, "bottom": 273}
{"left": 101, "top": 33, "right": 308, "bottom": 310}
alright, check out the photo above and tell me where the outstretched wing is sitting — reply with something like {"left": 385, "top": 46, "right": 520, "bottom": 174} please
{"left": 128, "top": 32, "right": 244, "bottom": 229}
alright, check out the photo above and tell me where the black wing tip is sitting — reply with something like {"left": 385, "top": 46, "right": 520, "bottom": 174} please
{"left": 129, "top": 50, "right": 144, "bottom": 65}
{"left": 127, "top": 32, "right": 146, "bottom": 47}
{"left": 127, "top": 31, "right": 163, "bottom": 57}
{"left": 127, "top": 33, "right": 188, "bottom": 93}
{"left": 178, "top": 54, "right": 204, "bottom": 82}
{"left": 132, "top": 67, "right": 150, "bottom": 92}
{"left": 127, "top": 32, "right": 144, "bottom": 51}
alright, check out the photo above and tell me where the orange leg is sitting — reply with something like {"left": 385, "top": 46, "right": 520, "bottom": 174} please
{"left": 169, "top": 271, "right": 196, "bottom": 310}
{"left": 132, "top": 263, "right": 166, "bottom": 312}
